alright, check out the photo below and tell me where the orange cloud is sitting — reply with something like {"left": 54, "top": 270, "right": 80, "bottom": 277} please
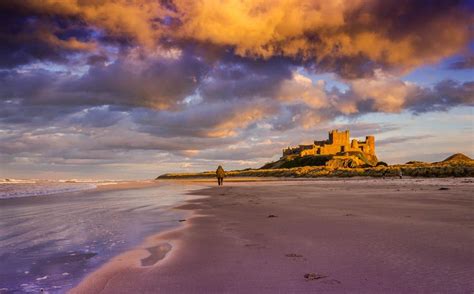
{"left": 17, "top": 0, "right": 471, "bottom": 75}
{"left": 278, "top": 73, "right": 329, "bottom": 109}
{"left": 24, "top": 0, "right": 167, "bottom": 46}
{"left": 349, "top": 70, "right": 414, "bottom": 113}
{"left": 173, "top": 0, "right": 471, "bottom": 72}
{"left": 205, "top": 103, "right": 273, "bottom": 138}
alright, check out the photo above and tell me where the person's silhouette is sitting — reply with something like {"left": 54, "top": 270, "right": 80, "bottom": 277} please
{"left": 216, "top": 165, "right": 225, "bottom": 186}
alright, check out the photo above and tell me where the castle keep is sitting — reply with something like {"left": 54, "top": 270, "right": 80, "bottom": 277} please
{"left": 282, "top": 130, "right": 375, "bottom": 158}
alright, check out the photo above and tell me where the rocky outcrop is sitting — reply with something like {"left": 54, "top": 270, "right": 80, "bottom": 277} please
{"left": 261, "top": 150, "right": 378, "bottom": 170}
{"left": 261, "top": 155, "right": 333, "bottom": 169}
{"left": 325, "top": 156, "right": 365, "bottom": 168}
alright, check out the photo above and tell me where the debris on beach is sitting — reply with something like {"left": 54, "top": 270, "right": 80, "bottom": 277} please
{"left": 285, "top": 253, "right": 303, "bottom": 257}
{"left": 267, "top": 214, "right": 277, "bottom": 218}
{"left": 178, "top": 219, "right": 186, "bottom": 222}
{"left": 438, "top": 187, "right": 450, "bottom": 190}
{"left": 304, "top": 273, "right": 327, "bottom": 281}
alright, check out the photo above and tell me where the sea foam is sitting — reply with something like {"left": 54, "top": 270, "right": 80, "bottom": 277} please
{"left": 0, "top": 181, "right": 98, "bottom": 199}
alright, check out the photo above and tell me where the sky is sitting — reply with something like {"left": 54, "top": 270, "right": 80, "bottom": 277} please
{"left": 0, "top": 0, "right": 473, "bottom": 180}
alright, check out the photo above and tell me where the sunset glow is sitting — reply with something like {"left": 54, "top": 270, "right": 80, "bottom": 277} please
{"left": 1, "top": 0, "right": 473, "bottom": 179}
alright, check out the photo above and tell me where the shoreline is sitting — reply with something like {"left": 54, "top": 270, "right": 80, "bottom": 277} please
{"left": 0, "top": 180, "right": 167, "bottom": 203}
{"left": 69, "top": 185, "right": 208, "bottom": 293}
{"left": 0, "top": 181, "right": 202, "bottom": 293}
{"left": 71, "top": 178, "right": 474, "bottom": 293}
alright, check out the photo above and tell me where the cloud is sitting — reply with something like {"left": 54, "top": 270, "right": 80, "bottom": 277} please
{"left": 278, "top": 73, "right": 329, "bottom": 109}
{"left": 131, "top": 99, "right": 278, "bottom": 138}
{"left": 1, "top": 62, "right": 472, "bottom": 139}
{"left": 404, "top": 80, "right": 474, "bottom": 113}
{"left": 174, "top": 0, "right": 471, "bottom": 73}
{"left": 0, "top": 3, "right": 98, "bottom": 68}
{"left": 377, "top": 135, "right": 434, "bottom": 146}
{"left": 0, "top": 47, "right": 209, "bottom": 115}
{"left": 71, "top": 47, "right": 208, "bottom": 110}
{"left": 0, "top": 0, "right": 472, "bottom": 177}
{"left": 199, "top": 56, "right": 293, "bottom": 101}
{"left": 2, "top": 0, "right": 472, "bottom": 77}
{"left": 447, "top": 55, "right": 474, "bottom": 70}
{"left": 349, "top": 70, "right": 412, "bottom": 112}
{"left": 66, "top": 106, "right": 126, "bottom": 128}
{"left": 0, "top": 123, "right": 241, "bottom": 163}
{"left": 290, "top": 71, "right": 474, "bottom": 115}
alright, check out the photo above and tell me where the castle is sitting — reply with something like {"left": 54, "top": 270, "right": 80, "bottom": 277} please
{"left": 282, "top": 129, "right": 375, "bottom": 158}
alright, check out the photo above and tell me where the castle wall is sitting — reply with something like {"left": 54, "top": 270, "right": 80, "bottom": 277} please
{"left": 300, "top": 149, "right": 316, "bottom": 156}
{"left": 320, "top": 144, "right": 346, "bottom": 155}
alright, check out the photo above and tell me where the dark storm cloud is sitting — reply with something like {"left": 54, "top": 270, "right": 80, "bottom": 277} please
{"left": 199, "top": 57, "right": 293, "bottom": 101}
{"left": 309, "top": 55, "right": 378, "bottom": 80}
{"left": 0, "top": 47, "right": 210, "bottom": 112}
{"left": 70, "top": 48, "right": 210, "bottom": 110}
{"left": 447, "top": 55, "right": 474, "bottom": 70}
{"left": 1, "top": 61, "right": 472, "bottom": 139}
{"left": 130, "top": 99, "right": 279, "bottom": 138}
{"left": 87, "top": 55, "right": 109, "bottom": 66}
{"left": 405, "top": 80, "right": 474, "bottom": 113}
{"left": 0, "top": 3, "right": 97, "bottom": 68}
{"left": 0, "top": 69, "right": 57, "bottom": 101}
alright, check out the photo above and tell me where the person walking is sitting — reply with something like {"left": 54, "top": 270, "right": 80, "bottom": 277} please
{"left": 216, "top": 165, "right": 225, "bottom": 186}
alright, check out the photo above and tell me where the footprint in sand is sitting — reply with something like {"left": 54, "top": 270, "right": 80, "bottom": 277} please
{"left": 304, "top": 273, "right": 327, "bottom": 281}
{"left": 244, "top": 243, "right": 266, "bottom": 249}
{"left": 322, "top": 279, "right": 342, "bottom": 285}
{"left": 141, "top": 243, "right": 172, "bottom": 267}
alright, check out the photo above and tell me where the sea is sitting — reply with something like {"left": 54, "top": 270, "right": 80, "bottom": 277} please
{"left": 0, "top": 180, "right": 196, "bottom": 293}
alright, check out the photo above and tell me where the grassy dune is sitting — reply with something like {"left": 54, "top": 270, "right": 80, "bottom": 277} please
{"left": 157, "top": 160, "right": 474, "bottom": 179}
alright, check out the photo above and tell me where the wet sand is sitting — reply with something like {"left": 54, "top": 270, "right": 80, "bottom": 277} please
{"left": 72, "top": 178, "right": 474, "bottom": 293}
{"left": 0, "top": 181, "right": 197, "bottom": 293}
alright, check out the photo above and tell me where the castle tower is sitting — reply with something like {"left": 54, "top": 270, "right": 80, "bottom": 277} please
{"left": 366, "top": 136, "right": 375, "bottom": 155}
{"left": 328, "top": 129, "right": 350, "bottom": 145}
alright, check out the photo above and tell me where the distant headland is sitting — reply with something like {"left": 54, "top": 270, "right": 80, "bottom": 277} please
{"left": 157, "top": 129, "right": 474, "bottom": 179}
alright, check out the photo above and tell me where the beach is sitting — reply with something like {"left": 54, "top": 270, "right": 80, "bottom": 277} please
{"left": 71, "top": 178, "right": 474, "bottom": 293}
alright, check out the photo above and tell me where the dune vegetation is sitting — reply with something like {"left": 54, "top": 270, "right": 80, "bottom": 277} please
{"left": 157, "top": 153, "right": 474, "bottom": 179}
